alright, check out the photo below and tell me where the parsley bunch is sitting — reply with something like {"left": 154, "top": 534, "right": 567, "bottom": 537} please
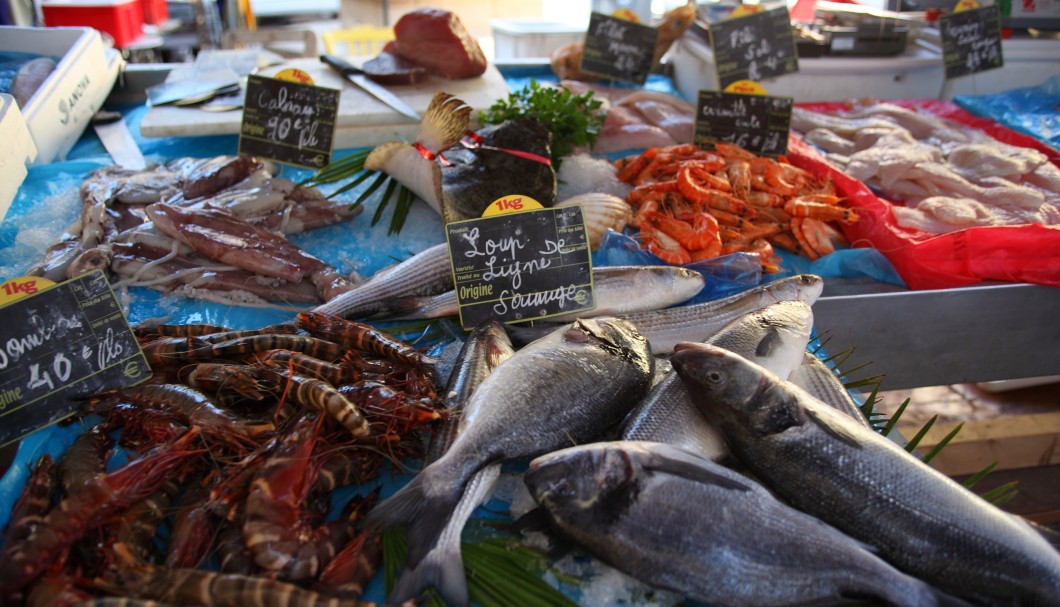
{"left": 479, "top": 80, "right": 605, "bottom": 170}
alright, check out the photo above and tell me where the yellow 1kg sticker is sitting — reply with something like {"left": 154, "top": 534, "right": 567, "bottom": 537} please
{"left": 482, "top": 195, "right": 545, "bottom": 217}
{"left": 730, "top": 4, "right": 765, "bottom": 18}
{"left": 0, "top": 276, "right": 56, "bottom": 306}
{"left": 954, "top": 0, "right": 980, "bottom": 12}
{"left": 724, "top": 80, "right": 768, "bottom": 95}
{"left": 274, "top": 68, "right": 316, "bottom": 85}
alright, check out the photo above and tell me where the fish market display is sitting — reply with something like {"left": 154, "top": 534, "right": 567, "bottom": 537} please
{"left": 793, "top": 102, "right": 1060, "bottom": 234}
{"left": 672, "top": 343, "right": 1060, "bottom": 606}
{"left": 526, "top": 440, "right": 968, "bottom": 607}
{"left": 364, "top": 318, "right": 654, "bottom": 602}
{"left": 549, "top": 1, "right": 697, "bottom": 82}
{"left": 615, "top": 142, "right": 860, "bottom": 267}
{"left": 22, "top": 155, "right": 362, "bottom": 307}
{"left": 0, "top": 317, "right": 444, "bottom": 601}
{"left": 370, "top": 264, "right": 705, "bottom": 322}
{"left": 621, "top": 300, "right": 814, "bottom": 461}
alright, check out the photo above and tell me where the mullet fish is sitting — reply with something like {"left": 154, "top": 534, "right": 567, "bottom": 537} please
{"left": 526, "top": 440, "right": 972, "bottom": 607}
{"left": 671, "top": 343, "right": 1060, "bottom": 607}
{"left": 374, "top": 265, "right": 706, "bottom": 322}
{"left": 390, "top": 320, "right": 516, "bottom": 606}
{"left": 621, "top": 300, "right": 813, "bottom": 461}
{"left": 364, "top": 318, "right": 654, "bottom": 602}
{"left": 310, "top": 242, "right": 453, "bottom": 318}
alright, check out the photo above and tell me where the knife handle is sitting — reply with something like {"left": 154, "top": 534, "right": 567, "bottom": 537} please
{"left": 93, "top": 110, "right": 123, "bottom": 125}
{"left": 320, "top": 54, "right": 361, "bottom": 76}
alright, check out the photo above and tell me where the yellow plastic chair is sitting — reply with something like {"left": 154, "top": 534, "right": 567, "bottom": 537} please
{"left": 322, "top": 25, "right": 394, "bottom": 56}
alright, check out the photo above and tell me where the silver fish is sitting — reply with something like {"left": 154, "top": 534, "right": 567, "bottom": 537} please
{"left": 365, "top": 317, "right": 654, "bottom": 600}
{"left": 311, "top": 242, "right": 453, "bottom": 318}
{"left": 624, "top": 274, "right": 823, "bottom": 354}
{"left": 792, "top": 351, "right": 873, "bottom": 429}
{"left": 526, "top": 440, "right": 970, "bottom": 607}
{"left": 671, "top": 343, "right": 1060, "bottom": 607}
{"left": 621, "top": 300, "right": 813, "bottom": 461}
{"left": 391, "top": 320, "right": 516, "bottom": 606}
{"left": 374, "top": 265, "right": 706, "bottom": 322}
{"left": 507, "top": 274, "right": 823, "bottom": 354}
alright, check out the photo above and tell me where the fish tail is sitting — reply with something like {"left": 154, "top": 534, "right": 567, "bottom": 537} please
{"left": 389, "top": 543, "right": 469, "bottom": 607}
{"left": 418, "top": 92, "right": 472, "bottom": 153}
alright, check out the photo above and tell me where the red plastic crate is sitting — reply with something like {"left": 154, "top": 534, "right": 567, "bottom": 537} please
{"left": 141, "top": 0, "right": 167, "bottom": 25}
{"left": 42, "top": 0, "right": 144, "bottom": 48}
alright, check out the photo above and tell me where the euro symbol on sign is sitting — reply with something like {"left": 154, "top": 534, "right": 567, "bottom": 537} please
{"left": 124, "top": 361, "right": 143, "bottom": 379}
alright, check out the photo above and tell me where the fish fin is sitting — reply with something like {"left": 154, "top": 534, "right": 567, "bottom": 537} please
{"left": 363, "top": 469, "right": 464, "bottom": 567}
{"left": 754, "top": 326, "right": 782, "bottom": 358}
{"left": 511, "top": 507, "right": 553, "bottom": 534}
{"left": 389, "top": 544, "right": 469, "bottom": 607}
{"left": 371, "top": 295, "right": 432, "bottom": 320}
{"left": 504, "top": 322, "right": 561, "bottom": 347}
{"left": 643, "top": 450, "right": 752, "bottom": 492}
{"left": 805, "top": 405, "right": 864, "bottom": 449}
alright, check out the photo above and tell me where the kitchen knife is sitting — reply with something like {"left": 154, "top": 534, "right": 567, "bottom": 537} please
{"left": 92, "top": 110, "right": 147, "bottom": 170}
{"left": 320, "top": 54, "right": 421, "bottom": 122}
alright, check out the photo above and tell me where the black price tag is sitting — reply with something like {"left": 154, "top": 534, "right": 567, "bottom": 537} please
{"left": 446, "top": 205, "right": 594, "bottom": 330}
{"left": 709, "top": 7, "right": 799, "bottom": 89}
{"left": 940, "top": 6, "right": 1003, "bottom": 79}
{"left": 0, "top": 271, "right": 150, "bottom": 446}
{"left": 238, "top": 74, "right": 339, "bottom": 169}
{"left": 579, "top": 12, "right": 659, "bottom": 85}
{"left": 695, "top": 91, "right": 793, "bottom": 156}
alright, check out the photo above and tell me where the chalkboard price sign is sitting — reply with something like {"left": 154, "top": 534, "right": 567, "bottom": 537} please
{"left": 695, "top": 91, "right": 793, "bottom": 156}
{"left": 709, "top": 7, "right": 799, "bottom": 89}
{"left": 446, "top": 205, "right": 594, "bottom": 329}
{"left": 940, "top": 6, "right": 1003, "bottom": 79}
{"left": 239, "top": 74, "right": 340, "bottom": 169}
{"left": 579, "top": 11, "right": 659, "bottom": 85}
{"left": 0, "top": 270, "right": 150, "bottom": 446}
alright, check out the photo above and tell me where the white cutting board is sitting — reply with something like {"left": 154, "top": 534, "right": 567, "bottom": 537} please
{"left": 139, "top": 58, "right": 512, "bottom": 149}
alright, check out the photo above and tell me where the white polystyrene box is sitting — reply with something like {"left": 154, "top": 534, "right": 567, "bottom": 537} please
{"left": 491, "top": 19, "right": 586, "bottom": 60}
{"left": 670, "top": 34, "right": 947, "bottom": 104}
{"left": 0, "top": 94, "right": 38, "bottom": 221}
{"left": 0, "top": 26, "right": 123, "bottom": 165}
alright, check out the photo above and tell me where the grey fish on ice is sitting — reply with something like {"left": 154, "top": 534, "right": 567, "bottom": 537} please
{"left": 390, "top": 320, "right": 516, "bottom": 606}
{"left": 525, "top": 440, "right": 971, "bottom": 607}
{"left": 621, "top": 300, "right": 813, "bottom": 461}
{"left": 671, "top": 343, "right": 1060, "bottom": 607}
{"left": 375, "top": 264, "right": 706, "bottom": 322}
{"left": 311, "top": 242, "right": 453, "bottom": 318}
{"left": 364, "top": 317, "right": 654, "bottom": 600}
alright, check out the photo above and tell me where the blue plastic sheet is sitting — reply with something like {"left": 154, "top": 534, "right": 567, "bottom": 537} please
{"left": 955, "top": 75, "right": 1060, "bottom": 149}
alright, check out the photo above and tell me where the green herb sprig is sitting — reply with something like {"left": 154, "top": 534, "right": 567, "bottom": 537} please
{"left": 479, "top": 80, "right": 605, "bottom": 170}
{"left": 300, "top": 149, "right": 415, "bottom": 235}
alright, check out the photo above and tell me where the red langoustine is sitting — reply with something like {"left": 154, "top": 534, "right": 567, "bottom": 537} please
{"left": 0, "top": 318, "right": 446, "bottom": 602}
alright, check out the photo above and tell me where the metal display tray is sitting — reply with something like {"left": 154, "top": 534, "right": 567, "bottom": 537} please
{"left": 814, "top": 280, "right": 1060, "bottom": 391}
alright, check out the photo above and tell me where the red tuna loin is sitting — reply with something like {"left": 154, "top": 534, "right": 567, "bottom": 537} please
{"left": 387, "top": 8, "right": 487, "bottom": 79}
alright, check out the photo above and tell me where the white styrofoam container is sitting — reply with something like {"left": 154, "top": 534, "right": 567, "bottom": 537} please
{"left": 0, "top": 94, "right": 38, "bottom": 221}
{"left": 670, "top": 34, "right": 946, "bottom": 104}
{"left": 491, "top": 19, "right": 586, "bottom": 60}
{"left": 0, "top": 26, "right": 123, "bottom": 165}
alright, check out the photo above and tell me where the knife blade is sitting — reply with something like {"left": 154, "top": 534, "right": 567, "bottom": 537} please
{"left": 92, "top": 110, "right": 146, "bottom": 170}
{"left": 320, "top": 54, "right": 421, "bottom": 122}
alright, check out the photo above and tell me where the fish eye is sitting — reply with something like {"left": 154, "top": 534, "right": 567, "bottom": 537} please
{"left": 706, "top": 370, "right": 725, "bottom": 385}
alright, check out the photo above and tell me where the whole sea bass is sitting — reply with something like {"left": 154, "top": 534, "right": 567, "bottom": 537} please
{"left": 364, "top": 318, "right": 654, "bottom": 594}
{"left": 525, "top": 440, "right": 971, "bottom": 607}
{"left": 672, "top": 343, "right": 1060, "bottom": 607}
{"left": 621, "top": 300, "right": 814, "bottom": 461}
{"left": 391, "top": 320, "right": 516, "bottom": 606}
{"left": 373, "top": 265, "right": 706, "bottom": 322}
{"left": 507, "top": 274, "right": 824, "bottom": 354}
{"left": 311, "top": 242, "right": 453, "bottom": 318}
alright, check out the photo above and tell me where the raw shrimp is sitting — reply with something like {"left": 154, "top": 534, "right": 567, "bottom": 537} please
{"left": 264, "top": 367, "right": 370, "bottom": 438}
{"left": 296, "top": 312, "right": 441, "bottom": 376}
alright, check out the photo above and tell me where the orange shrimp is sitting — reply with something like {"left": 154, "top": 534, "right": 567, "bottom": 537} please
{"left": 627, "top": 180, "right": 678, "bottom": 207}
{"left": 784, "top": 198, "right": 859, "bottom": 223}
{"left": 678, "top": 160, "right": 732, "bottom": 192}
{"left": 677, "top": 167, "right": 755, "bottom": 217}
{"left": 791, "top": 217, "right": 836, "bottom": 261}
{"left": 639, "top": 213, "right": 691, "bottom": 265}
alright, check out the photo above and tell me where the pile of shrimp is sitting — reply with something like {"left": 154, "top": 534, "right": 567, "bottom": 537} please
{"left": 615, "top": 142, "right": 861, "bottom": 267}
{"left": 0, "top": 313, "right": 443, "bottom": 606}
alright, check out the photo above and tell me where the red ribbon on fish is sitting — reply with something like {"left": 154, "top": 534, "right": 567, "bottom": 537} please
{"left": 413, "top": 142, "right": 452, "bottom": 167}
{"left": 460, "top": 131, "right": 552, "bottom": 166}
